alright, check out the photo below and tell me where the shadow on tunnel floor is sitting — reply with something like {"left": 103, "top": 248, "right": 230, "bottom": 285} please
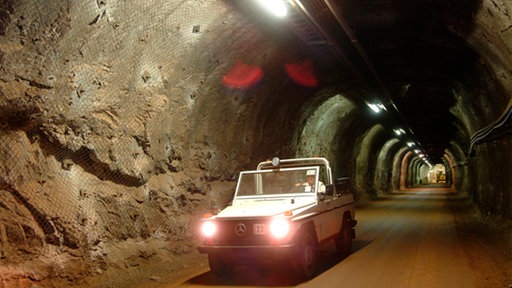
{"left": 179, "top": 241, "right": 371, "bottom": 287}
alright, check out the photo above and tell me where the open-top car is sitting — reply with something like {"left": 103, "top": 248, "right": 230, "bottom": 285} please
{"left": 197, "top": 157, "right": 357, "bottom": 279}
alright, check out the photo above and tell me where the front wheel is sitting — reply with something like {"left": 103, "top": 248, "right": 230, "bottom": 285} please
{"left": 208, "top": 254, "right": 233, "bottom": 277}
{"left": 335, "top": 215, "right": 353, "bottom": 257}
{"left": 292, "top": 233, "right": 317, "bottom": 279}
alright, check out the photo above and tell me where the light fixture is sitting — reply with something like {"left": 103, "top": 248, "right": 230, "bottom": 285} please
{"left": 407, "top": 142, "right": 415, "bottom": 147}
{"left": 366, "top": 102, "right": 386, "bottom": 113}
{"left": 255, "top": 0, "right": 288, "bottom": 17}
{"left": 394, "top": 128, "right": 405, "bottom": 136}
{"left": 368, "top": 103, "right": 380, "bottom": 113}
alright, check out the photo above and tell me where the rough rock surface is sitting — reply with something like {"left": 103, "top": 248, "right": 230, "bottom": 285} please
{"left": 0, "top": 0, "right": 511, "bottom": 287}
{"left": 0, "top": 1, "right": 246, "bottom": 286}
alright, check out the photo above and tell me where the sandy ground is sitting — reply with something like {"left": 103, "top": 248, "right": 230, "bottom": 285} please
{"left": 162, "top": 188, "right": 511, "bottom": 288}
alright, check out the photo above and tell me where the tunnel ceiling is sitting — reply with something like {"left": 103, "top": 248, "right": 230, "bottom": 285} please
{"left": 335, "top": 0, "right": 480, "bottom": 161}
{"left": 240, "top": 0, "right": 483, "bottom": 162}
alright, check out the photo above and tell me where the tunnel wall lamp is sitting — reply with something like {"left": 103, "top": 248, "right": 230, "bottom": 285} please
{"left": 255, "top": 0, "right": 288, "bottom": 17}
{"left": 366, "top": 102, "right": 386, "bottom": 113}
{"left": 394, "top": 128, "right": 406, "bottom": 136}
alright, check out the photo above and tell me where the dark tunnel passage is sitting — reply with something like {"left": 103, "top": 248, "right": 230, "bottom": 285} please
{"left": 0, "top": 0, "right": 510, "bottom": 286}
{"left": 230, "top": 0, "right": 511, "bottom": 202}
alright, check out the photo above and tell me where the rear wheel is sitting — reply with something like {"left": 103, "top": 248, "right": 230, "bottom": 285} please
{"left": 208, "top": 254, "right": 233, "bottom": 277}
{"left": 335, "top": 215, "right": 353, "bottom": 257}
{"left": 293, "top": 232, "right": 317, "bottom": 279}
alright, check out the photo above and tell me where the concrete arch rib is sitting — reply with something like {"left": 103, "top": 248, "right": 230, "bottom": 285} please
{"left": 353, "top": 124, "right": 387, "bottom": 200}
{"left": 374, "top": 138, "right": 401, "bottom": 195}
{"left": 295, "top": 93, "right": 356, "bottom": 160}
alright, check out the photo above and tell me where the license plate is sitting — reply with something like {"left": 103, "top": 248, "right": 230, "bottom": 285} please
{"left": 254, "top": 224, "right": 265, "bottom": 235}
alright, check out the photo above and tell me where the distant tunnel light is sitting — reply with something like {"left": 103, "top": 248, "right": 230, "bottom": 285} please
{"left": 407, "top": 142, "right": 415, "bottom": 147}
{"left": 394, "top": 128, "right": 406, "bottom": 136}
{"left": 256, "top": 0, "right": 288, "bottom": 17}
{"left": 366, "top": 102, "right": 383, "bottom": 113}
{"left": 367, "top": 103, "right": 380, "bottom": 113}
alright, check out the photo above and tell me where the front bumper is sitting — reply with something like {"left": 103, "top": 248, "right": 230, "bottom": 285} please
{"left": 197, "top": 244, "right": 296, "bottom": 264}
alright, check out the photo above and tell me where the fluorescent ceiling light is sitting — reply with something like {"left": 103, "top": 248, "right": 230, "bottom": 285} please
{"left": 256, "top": 0, "right": 288, "bottom": 17}
{"left": 366, "top": 101, "right": 386, "bottom": 113}
{"left": 367, "top": 103, "right": 381, "bottom": 113}
{"left": 394, "top": 128, "right": 405, "bottom": 136}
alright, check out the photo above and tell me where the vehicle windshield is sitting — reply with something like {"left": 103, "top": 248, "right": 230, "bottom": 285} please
{"left": 235, "top": 166, "right": 320, "bottom": 196}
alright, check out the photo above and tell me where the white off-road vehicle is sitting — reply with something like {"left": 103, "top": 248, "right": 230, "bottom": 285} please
{"left": 197, "top": 157, "right": 357, "bottom": 279}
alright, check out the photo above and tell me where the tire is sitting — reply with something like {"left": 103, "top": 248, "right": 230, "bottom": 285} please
{"left": 208, "top": 254, "right": 233, "bottom": 277}
{"left": 335, "top": 215, "right": 353, "bottom": 257}
{"left": 293, "top": 232, "right": 317, "bottom": 279}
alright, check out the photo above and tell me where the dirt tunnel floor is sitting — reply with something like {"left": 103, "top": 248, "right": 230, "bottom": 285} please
{"left": 93, "top": 188, "right": 512, "bottom": 288}
{"left": 296, "top": 188, "right": 512, "bottom": 288}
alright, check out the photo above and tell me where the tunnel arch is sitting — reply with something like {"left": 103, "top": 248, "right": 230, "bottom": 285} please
{"left": 374, "top": 138, "right": 400, "bottom": 194}
{"left": 446, "top": 140, "right": 472, "bottom": 192}
{"left": 295, "top": 93, "right": 357, "bottom": 161}
{"left": 354, "top": 124, "right": 389, "bottom": 199}
{"left": 292, "top": 87, "right": 375, "bottom": 184}
{"left": 442, "top": 153, "right": 455, "bottom": 187}
{"left": 411, "top": 156, "right": 430, "bottom": 186}
{"left": 394, "top": 146, "right": 410, "bottom": 191}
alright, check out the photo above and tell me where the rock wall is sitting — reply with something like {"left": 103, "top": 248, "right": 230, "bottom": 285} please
{"left": 0, "top": 0, "right": 511, "bottom": 286}
{"left": 0, "top": 1, "right": 299, "bottom": 286}
{"left": 456, "top": 0, "right": 512, "bottom": 218}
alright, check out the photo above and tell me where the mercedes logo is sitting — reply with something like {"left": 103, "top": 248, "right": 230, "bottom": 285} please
{"left": 234, "top": 223, "right": 247, "bottom": 236}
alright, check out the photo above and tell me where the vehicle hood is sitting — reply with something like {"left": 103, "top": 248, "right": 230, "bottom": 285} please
{"left": 216, "top": 197, "right": 316, "bottom": 218}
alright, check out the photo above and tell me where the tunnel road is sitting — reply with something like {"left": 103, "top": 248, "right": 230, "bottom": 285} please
{"left": 169, "top": 188, "right": 510, "bottom": 288}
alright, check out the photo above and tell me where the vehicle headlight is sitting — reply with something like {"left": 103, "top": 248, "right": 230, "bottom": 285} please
{"left": 201, "top": 221, "right": 217, "bottom": 237}
{"left": 270, "top": 218, "right": 290, "bottom": 239}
